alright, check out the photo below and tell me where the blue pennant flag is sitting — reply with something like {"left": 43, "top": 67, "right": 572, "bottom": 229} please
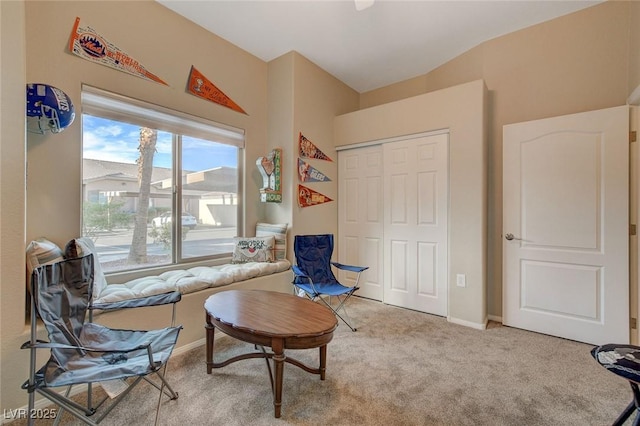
{"left": 298, "top": 158, "right": 331, "bottom": 183}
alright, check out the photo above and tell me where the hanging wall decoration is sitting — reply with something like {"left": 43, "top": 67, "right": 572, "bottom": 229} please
{"left": 68, "top": 17, "right": 168, "bottom": 86}
{"left": 298, "top": 184, "right": 333, "bottom": 208}
{"left": 257, "top": 148, "right": 282, "bottom": 203}
{"left": 26, "top": 83, "right": 76, "bottom": 134}
{"left": 187, "top": 66, "right": 247, "bottom": 115}
{"left": 299, "top": 133, "right": 332, "bottom": 161}
{"left": 298, "top": 158, "right": 331, "bottom": 183}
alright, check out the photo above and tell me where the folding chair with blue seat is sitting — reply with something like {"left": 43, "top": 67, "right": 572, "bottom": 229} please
{"left": 21, "top": 254, "right": 182, "bottom": 425}
{"left": 591, "top": 343, "right": 640, "bottom": 426}
{"left": 292, "top": 234, "right": 368, "bottom": 331}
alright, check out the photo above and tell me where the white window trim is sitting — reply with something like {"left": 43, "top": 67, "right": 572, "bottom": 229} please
{"left": 81, "top": 85, "right": 245, "bottom": 148}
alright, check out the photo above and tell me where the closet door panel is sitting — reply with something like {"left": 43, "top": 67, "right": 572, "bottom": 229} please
{"left": 338, "top": 146, "right": 384, "bottom": 300}
{"left": 418, "top": 242, "right": 437, "bottom": 296}
{"left": 383, "top": 133, "right": 449, "bottom": 316}
{"left": 389, "top": 240, "right": 408, "bottom": 292}
{"left": 418, "top": 172, "right": 437, "bottom": 224}
{"left": 390, "top": 173, "right": 409, "bottom": 224}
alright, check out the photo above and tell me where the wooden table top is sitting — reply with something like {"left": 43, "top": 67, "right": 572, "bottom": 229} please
{"left": 204, "top": 289, "right": 337, "bottom": 338}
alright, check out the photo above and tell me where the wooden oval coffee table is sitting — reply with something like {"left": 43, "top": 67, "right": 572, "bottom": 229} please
{"left": 204, "top": 289, "right": 338, "bottom": 418}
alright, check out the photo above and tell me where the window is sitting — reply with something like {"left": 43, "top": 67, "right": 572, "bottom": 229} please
{"left": 81, "top": 86, "right": 244, "bottom": 273}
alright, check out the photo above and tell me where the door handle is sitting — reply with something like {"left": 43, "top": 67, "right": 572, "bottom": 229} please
{"left": 505, "top": 233, "right": 523, "bottom": 241}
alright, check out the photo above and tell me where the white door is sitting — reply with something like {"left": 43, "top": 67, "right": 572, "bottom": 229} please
{"left": 503, "top": 105, "right": 629, "bottom": 345}
{"left": 383, "top": 133, "right": 449, "bottom": 316}
{"left": 337, "top": 145, "right": 384, "bottom": 300}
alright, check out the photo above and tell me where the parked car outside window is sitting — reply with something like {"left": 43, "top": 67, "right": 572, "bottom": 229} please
{"left": 152, "top": 212, "right": 197, "bottom": 229}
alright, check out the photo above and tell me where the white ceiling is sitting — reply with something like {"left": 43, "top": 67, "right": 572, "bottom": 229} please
{"left": 157, "top": 0, "right": 602, "bottom": 93}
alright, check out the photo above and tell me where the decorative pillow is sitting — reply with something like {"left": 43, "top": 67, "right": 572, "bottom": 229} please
{"left": 231, "top": 236, "right": 275, "bottom": 264}
{"left": 26, "top": 237, "right": 64, "bottom": 276}
{"left": 255, "top": 223, "right": 288, "bottom": 260}
{"left": 64, "top": 237, "right": 108, "bottom": 299}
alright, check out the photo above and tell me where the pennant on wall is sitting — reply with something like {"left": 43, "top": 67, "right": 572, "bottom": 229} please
{"left": 298, "top": 158, "right": 331, "bottom": 183}
{"left": 68, "top": 17, "right": 168, "bottom": 86}
{"left": 188, "top": 66, "right": 247, "bottom": 114}
{"left": 299, "top": 133, "right": 332, "bottom": 161}
{"left": 298, "top": 184, "right": 333, "bottom": 208}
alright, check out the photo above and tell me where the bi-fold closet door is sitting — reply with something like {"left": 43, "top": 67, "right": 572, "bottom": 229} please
{"left": 337, "top": 132, "right": 449, "bottom": 316}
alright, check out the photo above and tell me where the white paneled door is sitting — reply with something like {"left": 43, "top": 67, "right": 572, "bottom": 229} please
{"left": 338, "top": 145, "right": 384, "bottom": 300}
{"left": 503, "top": 106, "right": 629, "bottom": 345}
{"left": 383, "top": 133, "right": 449, "bottom": 315}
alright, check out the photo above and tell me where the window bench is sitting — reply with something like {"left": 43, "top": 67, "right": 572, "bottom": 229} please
{"left": 93, "top": 259, "right": 293, "bottom": 350}
{"left": 96, "top": 259, "right": 291, "bottom": 305}
{"left": 26, "top": 223, "right": 292, "bottom": 351}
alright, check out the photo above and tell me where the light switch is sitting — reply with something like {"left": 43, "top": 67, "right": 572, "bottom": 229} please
{"left": 456, "top": 274, "right": 466, "bottom": 288}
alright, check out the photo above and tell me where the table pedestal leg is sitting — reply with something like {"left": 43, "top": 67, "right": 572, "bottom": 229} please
{"left": 319, "top": 345, "right": 327, "bottom": 380}
{"left": 272, "top": 339, "right": 285, "bottom": 418}
{"left": 205, "top": 313, "right": 215, "bottom": 374}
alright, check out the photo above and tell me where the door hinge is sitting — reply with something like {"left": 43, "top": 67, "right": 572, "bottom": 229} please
{"left": 631, "top": 131, "right": 637, "bottom": 143}
{"left": 632, "top": 224, "right": 637, "bottom": 236}
{"left": 632, "top": 317, "right": 637, "bottom": 329}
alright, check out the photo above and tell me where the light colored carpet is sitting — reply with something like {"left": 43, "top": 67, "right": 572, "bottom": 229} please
{"left": 12, "top": 297, "right": 634, "bottom": 425}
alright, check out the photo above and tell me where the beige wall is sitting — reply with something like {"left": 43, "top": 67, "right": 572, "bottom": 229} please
{"left": 629, "top": 1, "right": 640, "bottom": 95}
{"left": 360, "top": 0, "right": 637, "bottom": 319}
{"left": 267, "top": 52, "right": 359, "bottom": 258}
{"left": 291, "top": 53, "right": 359, "bottom": 240}
{"left": 0, "top": 0, "right": 27, "bottom": 413}
{"left": 265, "top": 53, "right": 295, "bottom": 234}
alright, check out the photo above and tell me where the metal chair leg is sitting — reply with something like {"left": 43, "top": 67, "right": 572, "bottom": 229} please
{"left": 332, "top": 295, "right": 356, "bottom": 331}
{"left": 615, "top": 382, "right": 640, "bottom": 426}
{"left": 319, "top": 295, "right": 356, "bottom": 331}
{"left": 614, "top": 401, "right": 636, "bottom": 426}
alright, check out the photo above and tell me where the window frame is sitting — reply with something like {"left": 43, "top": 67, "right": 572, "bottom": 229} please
{"left": 81, "top": 85, "right": 245, "bottom": 274}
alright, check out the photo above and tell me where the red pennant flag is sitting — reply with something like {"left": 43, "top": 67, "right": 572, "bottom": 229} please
{"left": 188, "top": 66, "right": 247, "bottom": 114}
{"left": 298, "top": 185, "right": 333, "bottom": 208}
{"left": 299, "top": 133, "right": 332, "bottom": 161}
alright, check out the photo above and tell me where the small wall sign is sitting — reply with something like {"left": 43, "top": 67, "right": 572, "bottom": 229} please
{"left": 257, "top": 148, "right": 282, "bottom": 203}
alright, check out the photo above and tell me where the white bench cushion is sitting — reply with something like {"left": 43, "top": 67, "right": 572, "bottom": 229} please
{"left": 94, "top": 259, "right": 291, "bottom": 305}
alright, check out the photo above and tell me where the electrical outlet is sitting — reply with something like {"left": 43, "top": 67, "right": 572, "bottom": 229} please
{"left": 456, "top": 274, "right": 466, "bottom": 288}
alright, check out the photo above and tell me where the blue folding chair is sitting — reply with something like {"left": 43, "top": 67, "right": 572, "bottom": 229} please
{"left": 292, "top": 234, "right": 368, "bottom": 331}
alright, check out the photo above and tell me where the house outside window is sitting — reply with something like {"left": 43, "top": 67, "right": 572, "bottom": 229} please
{"left": 81, "top": 86, "right": 244, "bottom": 273}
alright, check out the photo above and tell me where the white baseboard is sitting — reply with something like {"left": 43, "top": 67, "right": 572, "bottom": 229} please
{"left": 172, "top": 330, "right": 232, "bottom": 357}
{"left": 447, "top": 316, "right": 488, "bottom": 330}
{"left": 487, "top": 314, "right": 503, "bottom": 323}
{"left": 173, "top": 338, "right": 206, "bottom": 356}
